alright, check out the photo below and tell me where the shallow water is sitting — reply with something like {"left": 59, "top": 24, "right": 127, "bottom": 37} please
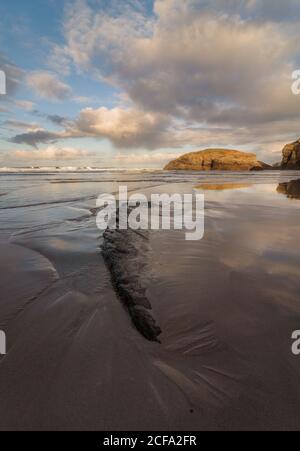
{"left": 0, "top": 170, "right": 300, "bottom": 430}
{"left": 144, "top": 180, "right": 300, "bottom": 429}
{"left": 0, "top": 169, "right": 299, "bottom": 237}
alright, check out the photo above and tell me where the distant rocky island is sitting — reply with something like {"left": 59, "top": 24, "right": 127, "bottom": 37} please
{"left": 164, "top": 140, "right": 300, "bottom": 171}
{"left": 164, "top": 149, "right": 271, "bottom": 171}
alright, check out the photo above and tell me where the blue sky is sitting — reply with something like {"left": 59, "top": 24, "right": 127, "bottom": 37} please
{"left": 1, "top": 0, "right": 300, "bottom": 167}
{"left": 0, "top": 0, "right": 122, "bottom": 166}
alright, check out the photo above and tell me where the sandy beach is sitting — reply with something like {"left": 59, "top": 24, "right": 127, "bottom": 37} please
{"left": 3, "top": 0, "right": 300, "bottom": 434}
{"left": 0, "top": 170, "right": 299, "bottom": 430}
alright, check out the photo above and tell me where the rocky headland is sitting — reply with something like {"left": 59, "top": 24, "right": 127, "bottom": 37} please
{"left": 281, "top": 140, "right": 300, "bottom": 170}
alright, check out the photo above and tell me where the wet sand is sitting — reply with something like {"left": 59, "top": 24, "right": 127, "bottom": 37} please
{"left": 0, "top": 171, "right": 300, "bottom": 430}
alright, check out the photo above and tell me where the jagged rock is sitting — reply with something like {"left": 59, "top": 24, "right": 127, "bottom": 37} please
{"left": 164, "top": 149, "right": 269, "bottom": 171}
{"left": 102, "top": 210, "right": 162, "bottom": 343}
{"left": 281, "top": 140, "right": 300, "bottom": 169}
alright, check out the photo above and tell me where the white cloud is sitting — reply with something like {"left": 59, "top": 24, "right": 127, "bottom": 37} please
{"left": 9, "top": 105, "right": 172, "bottom": 149}
{"left": 47, "top": 0, "right": 300, "bottom": 158}
{"left": 14, "top": 100, "right": 35, "bottom": 111}
{"left": 26, "top": 71, "right": 72, "bottom": 101}
{"left": 114, "top": 152, "right": 182, "bottom": 164}
{"left": 10, "top": 145, "right": 92, "bottom": 161}
{"left": 72, "top": 106, "right": 171, "bottom": 149}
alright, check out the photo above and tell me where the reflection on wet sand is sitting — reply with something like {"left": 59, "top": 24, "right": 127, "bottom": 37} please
{"left": 146, "top": 181, "right": 300, "bottom": 430}
{"left": 196, "top": 183, "right": 251, "bottom": 191}
{"left": 277, "top": 179, "right": 300, "bottom": 199}
{"left": 1, "top": 171, "right": 300, "bottom": 430}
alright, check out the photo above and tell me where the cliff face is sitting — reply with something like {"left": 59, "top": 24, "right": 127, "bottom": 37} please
{"left": 281, "top": 140, "right": 300, "bottom": 169}
{"left": 164, "top": 149, "right": 269, "bottom": 171}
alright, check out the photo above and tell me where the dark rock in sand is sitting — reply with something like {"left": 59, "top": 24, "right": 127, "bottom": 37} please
{"left": 164, "top": 149, "right": 270, "bottom": 171}
{"left": 102, "top": 209, "right": 162, "bottom": 343}
{"left": 281, "top": 139, "right": 300, "bottom": 169}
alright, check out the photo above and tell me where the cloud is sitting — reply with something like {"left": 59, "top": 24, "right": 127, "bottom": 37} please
{"left": 3, "top": 120, "right": 40, "bottom": 131}
{"left": 28, "top": 111, "right": 71, "bottom": 127}
{"left": 48, "top": 0, "right": 300, "bottom": 158}
{"left": 26, "top": 71, "right": 72, "bottom": 101}
{"left": 72, "top": 106, "right": 171, "bottom": 149}
{"left": 10, "top": 103, "right": 300, "bottom": 161}
{"left": 153, "top": 0, "right": 300, "bottom": 24}
{"left": 9, "top": 145, "right": 92, "bottom": 161}
{"left": 10, "top": 129, "right": 67, "bottom": 147}
{"left": 14, "top": 100, "right": 35, "bottom": 111}
{"left": 47, "top": 114, "right": 69, "bottom": 126}
{"left": 6, "top": 1, "right": 299, "bottom": 159}
{"left": 114, "top": 152, "right": 182, "bottom": 164}
{"left": 9, "top": 105, "right": 171, "bottom": 149}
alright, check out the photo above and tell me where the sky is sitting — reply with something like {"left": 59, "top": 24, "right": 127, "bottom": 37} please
{"left": 0, "top": 0, "right": 300, "bottom": 168}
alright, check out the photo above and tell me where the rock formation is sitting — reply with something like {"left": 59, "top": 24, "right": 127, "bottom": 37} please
{"left": 281, "top": 139, "right": 300, "bottom": 169}
{"left": 277, "top": 179, "right": 300, "bottom": 199}
{"left": 164, "top": 149, "right": 270, "bottom": 171}
{"left": 102, "top": 206, "right": 162, "bottom": 343}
